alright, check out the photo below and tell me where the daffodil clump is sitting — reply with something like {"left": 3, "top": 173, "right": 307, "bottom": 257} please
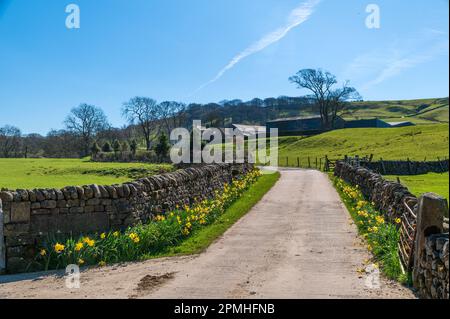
{"left": 334, "top": 177, "right": 406, "bottom": 282}
{"left": 34, "top": 169, "right": 262, "bottom": 271}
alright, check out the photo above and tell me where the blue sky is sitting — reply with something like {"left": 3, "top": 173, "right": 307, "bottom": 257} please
{"left": 0, "top": 0, "right": 448, "bottom": 134}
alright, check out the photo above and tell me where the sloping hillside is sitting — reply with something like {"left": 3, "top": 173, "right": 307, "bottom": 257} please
{"left": 344, "top": 98, "right": 449, "bottom": 124}
{"left": 273, "top": 123, "right": 449, "bottom": 166}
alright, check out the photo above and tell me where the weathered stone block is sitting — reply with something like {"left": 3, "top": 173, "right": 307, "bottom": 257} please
{"left": 57, "top": 200, "right": 67, "bottom": 208}
{"left": 69, "top": 207, "right": 84, "bottom": 214}
{"left": 0, "top": 191, "right": 14, "bottom": 202}
{"left": 6, "top": 257, "right": 28, "bottom": 273}
{"left": 84, "top": 206, "right": 95, "bottom": 213}
{"left": 41, "top": 200, "right": 57, "bottom": 209}
{"left": 10, "top": 202, "right": 31, "bottom": 223}
{"left": 31, "top": 209, "right": 51, "bottom": 215}
{"left": 30, "top": 212, "right": 110, "bottom": 234}
{"left": 87, "top": 198, "right": 100, "bottom": 206}
{"left": 4, "top": 223, "right": 30, "bottom": 236}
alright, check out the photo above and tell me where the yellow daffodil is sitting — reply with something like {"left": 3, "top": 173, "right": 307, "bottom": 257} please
{"left": 75, "top": 242, "right": 84, "bottom": 251}
{"left": 54, "top": 243, "right": 65, "bottom": 253}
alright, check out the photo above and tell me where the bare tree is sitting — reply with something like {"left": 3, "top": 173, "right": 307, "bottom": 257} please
{"left": 289, "top": 69, "right": 360, "bottom": 129}
{"left": 44, "top": 129, "right": 81, "bottom": 158}
{"left": 64, "top": 104, "right": 109, "bottom": 156}
{"left": 22, "top": 133, "right": 45, "bottom": 158}
{"left": 122, "top": 97, "right": 158, "bottom": 150}
{"left": 158, "top": 101, "right": 187, "bottom": 134}
{"left": 0, "top": 125, "right": 22, "bottom": 158}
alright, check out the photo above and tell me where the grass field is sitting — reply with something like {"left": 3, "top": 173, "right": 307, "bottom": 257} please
{"left": 268, "top": 123, "right": 449, "bottom": 167}
{"left": 385, "top": 173, "right": 449, "bottom": 202}
{"left": 0, "top": 158, "right": 173, "bottom": 189}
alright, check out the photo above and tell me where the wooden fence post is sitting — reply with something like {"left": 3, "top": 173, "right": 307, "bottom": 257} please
{"left": 324, "top": 156, "right": 329, "bottom": 172}
{"left": 308, "top": 157, "right": 311, "bottom": 168}
{"left": 380, "top": 158, "right": 386, "bottom": 175}
{"left": 412, "top": 193, "right": 448, "bottom": 290}
{"left": 437, "top": 157, "right": 445, "bottom": 172}
{"left": 315, "top": 157, "right": 318, "bottom": 169}
{"left": 0, "top": 198, "right": 5, "bottom": 274}
{"left": 297, "top": 157, "right": 300, "bottom": 168}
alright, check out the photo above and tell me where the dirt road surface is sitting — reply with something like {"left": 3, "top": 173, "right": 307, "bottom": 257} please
{"left": 0, "top": 169, "right": 415, "bottom": 299}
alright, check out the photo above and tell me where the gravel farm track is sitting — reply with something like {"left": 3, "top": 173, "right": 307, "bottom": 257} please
{"left": 0, "top": 169, "right": 415, "bottom": 299}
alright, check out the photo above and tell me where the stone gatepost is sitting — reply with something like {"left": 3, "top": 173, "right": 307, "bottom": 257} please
{"left": 0, "top": 198, "right": 5, "bottom": 274}
{"left": 412, "top": 193, "right": 448, "bottom": 289}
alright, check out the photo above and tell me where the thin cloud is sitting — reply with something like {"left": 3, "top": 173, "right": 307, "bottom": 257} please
{"left": 363, "top": 40, "right": 448, "bottom": 90}
{"left": 343, "top": 30, "right": 449, "bottom": 91}
{"left": 191, "top": 0, "right": 320, "bottom": 96}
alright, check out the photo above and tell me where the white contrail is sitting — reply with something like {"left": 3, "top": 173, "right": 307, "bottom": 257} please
{"left": 191, "top": 0, "right": 320, "bottom": 95}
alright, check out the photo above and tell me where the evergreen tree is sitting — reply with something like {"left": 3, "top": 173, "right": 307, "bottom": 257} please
{"left": 102, "top": 141, "right": 112, "bottom": 152}
{"left": 121, "top": 141, "right": 130, "bottom": 152}
{"left": 130, "top": 139, "right": 138, "bottom": 155}
{"left": 154, "top": 133, "right": 170, "bottom": 161}
{"left": 113, "top": 140, "right": 121, "bottom": 154}
{"left": 91, "top": 142, "right": 101, "bottom": 156}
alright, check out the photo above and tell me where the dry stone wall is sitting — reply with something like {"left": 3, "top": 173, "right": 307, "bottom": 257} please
{"left": 334, "top": 160, "right": 449, "bottom": 299}
{"left": 0, "top": 163, "right": 253, "bottom": 273}
{"left": 334, "top": 161, "right": 415, "bottom": 221}
{"left": 359, "top": 159, "right": 449, "bottom": 175}
{"left": 415, "top": 233, "right": 449, "bottom": 299}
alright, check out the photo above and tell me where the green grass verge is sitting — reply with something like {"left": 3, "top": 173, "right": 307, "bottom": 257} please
{"left": 149, "top": 171, "right": 280, "bottom": 257}
{"left": 0, "top": 158, "right": 173, "bottom": 189}
{"left": 385, "top": 172, "right": 449, "bottom": 202}
{"left": 331, "top": 174, "right": 408, "bottom": 284}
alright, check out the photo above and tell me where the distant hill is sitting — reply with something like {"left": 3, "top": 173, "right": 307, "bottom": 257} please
{"left": 184, "top": 97, "right": 449, "bottom": 126}
{"left": 343, "top": 97, "right": 449, "bottom": 124}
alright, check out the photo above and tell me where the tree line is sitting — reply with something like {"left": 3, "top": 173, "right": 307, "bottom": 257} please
{"left": 0, "top": 68, "right": 361, "bottom": 159}
{"left": 0, "top": 99, "right": 184, "bottom": 159}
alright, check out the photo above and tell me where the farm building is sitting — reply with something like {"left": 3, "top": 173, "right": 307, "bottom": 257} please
{"left": 231, "top": 124, "right": 266, "bottom": 138}
{"left": 267, "top": 116, "right": 415, "bottom": 135}
{"left": 266, "top": 116, "right": 346, "bottom": 136}
{"left": 344, "top": 118, "right": 392, "bottom": 128}
{"left": 386, "top": 121, "right": 415, "bottom": 128}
